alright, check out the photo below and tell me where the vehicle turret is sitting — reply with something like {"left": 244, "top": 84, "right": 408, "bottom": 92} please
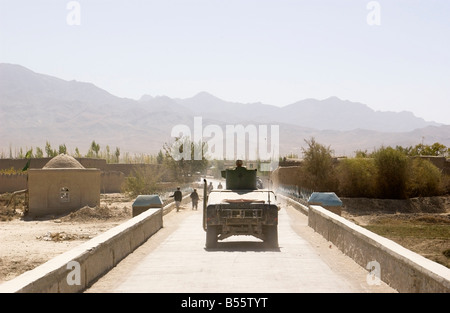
{"left": 221, "top": 160, "right": 257, "bottom": 190}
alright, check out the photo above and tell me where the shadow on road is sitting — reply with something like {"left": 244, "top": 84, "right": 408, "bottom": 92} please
{"left": 204, "top": 241, "right": 281, "bottom": 252}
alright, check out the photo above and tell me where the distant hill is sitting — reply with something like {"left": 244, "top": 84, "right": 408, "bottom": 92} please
{"left": 175, "top": 92, "right": 442, "bottom": 132}
{"left": 278, "top": 96, "right": 441, "bottom": 132}
{"left": 0, "top": 63, "right": 448, "bottom": 158}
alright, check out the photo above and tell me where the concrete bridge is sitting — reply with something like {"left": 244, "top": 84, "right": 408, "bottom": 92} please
{"left": 0, "top": 194, "right": 449, "bottom": 293}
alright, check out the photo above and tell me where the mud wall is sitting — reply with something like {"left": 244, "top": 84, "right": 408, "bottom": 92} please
{"left": 0, "top": 171, "right": 125, "bottom": 194}
{"left": 0, "top": 158, "right": 160, "bottom": 194}
{"left": 0, "top": 174, "right": 27, "bottom": 193}
{"left": 101, "top": 171, "right": 125, "bottom": 193}
{"left": 271, "top": 166, "right": 302, "bottom": 190}
{"left": 0, "top": 158, "right": 162, "bottom": 175}
{"left": 0, "top": 158, "right": 107, "bottom": 171}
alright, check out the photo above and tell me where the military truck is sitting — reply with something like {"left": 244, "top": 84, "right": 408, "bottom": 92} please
{"left": 202, "top": 160, "right": 279, "bottom": 249}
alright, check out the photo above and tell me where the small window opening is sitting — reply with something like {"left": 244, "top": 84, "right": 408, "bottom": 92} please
{"left": 60, "top": 187, "right": 70, "bottom": 202}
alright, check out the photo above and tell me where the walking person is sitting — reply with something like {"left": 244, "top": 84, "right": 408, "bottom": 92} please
{"left": 190, "top": 188, "right": 199, "bottom": 210}
{"left": 170, "top": 187, "right": 183, "bottom": 212}
{"left": 207, "top": 182, "right": 214, "bottom": 195}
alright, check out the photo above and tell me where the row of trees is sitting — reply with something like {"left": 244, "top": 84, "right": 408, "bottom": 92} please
{"left": 3, "top": 137, "right": 449, "bottom": 199}
{"left": 158, "top": 137, "right": 209, "bottom": 182}
{"left": 2, "top": 138, "right": 212, "bottom": 181}
{"left": 122, "top": 138, "right": 210, "bottom": 196}
{"left": 3, "top": 140, "right": 209, "bottom": 166}
{"left": 3, "top": 141, "right": 124, "bottom": 164}
{"left": 1, "top": 138, "right": 211, "bottom": 197}
{"left": 298, "top": 138, "right": 449, "bottom": 199}
{"left": 354, "top": 142, "right": 449, "bottom": 158}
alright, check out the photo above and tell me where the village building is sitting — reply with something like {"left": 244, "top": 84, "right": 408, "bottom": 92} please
{"left": 27, "top": 154, "right": 100, "bottom": 217}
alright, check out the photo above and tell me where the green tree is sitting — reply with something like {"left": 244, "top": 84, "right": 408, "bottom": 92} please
{"left": 105, "top": 145, "right": 111, "bottom": 163}
{"left": 409, "top": 142, "right": 448, "bottom": 156}
{"left": 35, "top": 147, "right": 44, "bottom": 158}
{"left": 114, "top": 147, "right": 120, "bottom": 163}
{"left": 301, "top": 137, "right": 337, "bottom": 191}
{"left": 406, "top": 158, "right": 442, "bottom": 197}
{"left": 162, "top": 137, "right": 209, "bottom": 183}
{"left": 45, "top": 141, "right": 57, "bottom": 157}
{"left": 373, "top": 146, "right": 408, "bottom": 199}
{"left": 122, "top": 165, "right": 167, "bottom": 197}
{"left": 395, "top": 145, "right": 413, "bottom": 156}
{"left": 354, "top": 149, "right": 370, "bottom": 158}
{"left": 156, "top": 150, "right": 164, "bottom": 164}
{"left": 58, "top": 144, "right": 67, "bottom": 154}
{"left": 336, "top": 158, "right": 377, "bottom": 197}
{"left": 22, "top": 149, "right": 33, "bottom": 171}
{"left": 91, "top": 140, "right": 100, "bottom": 158}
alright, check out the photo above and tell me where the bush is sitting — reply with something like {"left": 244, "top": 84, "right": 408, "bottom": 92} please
{"left": 336, "top": 158, "right": 377, "bottom": 197}
{"left": 122, "top": 165, "right": 167, "bottom": 197}
{"left": 373, "top": 146, "right": 408, "bottom": 199}
{"left": 301, "top": 138, "right": 338, "bottom": 191}
{"left": 441, "top": 174, "right": 450, "bottom": 195}
{"left": 443, "top": 249, "right": 450, "bottom": 258}
{"left": 406, "top": 158, "right": 442, "bottom": 197}
{"left": 0, "top": 167, "right": 21, "bottom": 174}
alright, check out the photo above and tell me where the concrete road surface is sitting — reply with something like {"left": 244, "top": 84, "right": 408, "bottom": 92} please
{"left": 85, "top": 201, "right": 396, "bottom": 293}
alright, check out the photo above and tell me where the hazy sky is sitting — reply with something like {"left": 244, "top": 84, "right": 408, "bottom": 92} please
{"left": 1, "top": 0, "right": 449, "bottom": 124}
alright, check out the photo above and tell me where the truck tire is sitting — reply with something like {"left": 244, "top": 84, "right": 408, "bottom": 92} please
{"left": 205, "top": 226, "right": 218, "bottom": 249}
{"left": 263, "top": 225, "right": 278, "bottom": 248}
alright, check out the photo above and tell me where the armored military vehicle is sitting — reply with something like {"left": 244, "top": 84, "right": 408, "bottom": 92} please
{"left": 202, "top": 160, "right": 279, "bottom": 249}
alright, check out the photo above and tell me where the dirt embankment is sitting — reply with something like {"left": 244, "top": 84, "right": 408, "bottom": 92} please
{"left": 0, "top": 193, "right": 134, "bottom": 283}
{"left": 341, "top": 195, "right": 450, "bottom": 268}
{"left": 341, "top": 195, "right": 450, "bottom": 226}
{"left": 341, "top": 196, "right": 450, "bottom": 215}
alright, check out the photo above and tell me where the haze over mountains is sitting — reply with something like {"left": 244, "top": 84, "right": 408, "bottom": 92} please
{"left": 0, "top": 63, "right": 449, "bottom": 158}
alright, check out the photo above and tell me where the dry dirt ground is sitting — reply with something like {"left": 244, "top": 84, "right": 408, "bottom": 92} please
{"left": 341, "top": 196, "right": 450, "bottom": 268}
{"left": 0, "top": 193, "right": 449, "bottom": 285}
{"left": 0, "top": 193, "right": 136, "bottom": 284}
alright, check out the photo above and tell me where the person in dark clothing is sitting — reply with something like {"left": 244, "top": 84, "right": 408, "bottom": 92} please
{"left": 207, "top": 182, "right": 213, "bottom": 195}
{"left": 190, "top": 188, "right": 199, "bottom": 210}
{"left": 171, "top": 187, "right": 183, "bottom": 212}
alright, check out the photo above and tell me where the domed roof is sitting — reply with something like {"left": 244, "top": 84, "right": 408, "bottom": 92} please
{"left": 43, "top": 154, "right": 85, "bottom": 169}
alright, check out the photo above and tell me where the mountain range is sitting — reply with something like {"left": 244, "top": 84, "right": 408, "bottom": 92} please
{"left": 0, "top": 63, "right": 449, "bottom": 159}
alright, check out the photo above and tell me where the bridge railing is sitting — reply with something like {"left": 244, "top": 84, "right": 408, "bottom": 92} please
{"left": 276, "top": 184, "right": 313, "bottom": 206}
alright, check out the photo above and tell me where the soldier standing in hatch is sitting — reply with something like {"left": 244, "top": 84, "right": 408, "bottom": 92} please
{"left": 170, "top": 187, "right": 183, "bottom": 212}
{"left": 190, "top": 188, "right": 199, "bottom": 210}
